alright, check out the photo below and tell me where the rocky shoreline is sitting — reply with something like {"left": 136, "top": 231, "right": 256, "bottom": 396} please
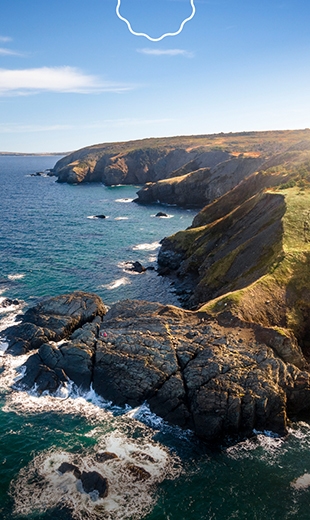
{"left": 2, "top": 291, "right": 310, "bottom": 442}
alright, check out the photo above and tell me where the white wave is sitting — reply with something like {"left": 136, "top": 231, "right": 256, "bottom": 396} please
{"left": 0, "top": 350, "right": 29, "bottom": 391}
{"left": 0, "top": 300, "right": 23, "bottom": 339}
{"left": 132, "top": 241, "right": 160, "bottom": 251}
{"left": 7, "top": 273, "right": 25, "bottom": 281}
{"left": 226, "top": 430, "right": 285, "bottom": 462}
{"left": 2, "top": 370, "right": 115, "bottom": 422}
{"left": 148, "top": 255, "right": 157, "bottom": 262}
{"left": 101, "top": 277, "right": 131, "bottom": 290}
{"left": 116, "top": 262, "right": 145, "bottom": 276}
{"left": 114, "top": 198, "right": 133, "bottom": 203}
{"left": 114, "top": 216, "right": 129, "bottom": 221}
{"left": 11, "top": 430, "right": 181, "bottom": 520}
{"left": 128, "top": 403, "right": 195, "bottom": 441}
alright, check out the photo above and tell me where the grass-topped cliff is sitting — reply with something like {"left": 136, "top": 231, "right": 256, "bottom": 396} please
{"left": 52, "top": 129, "right": 310, "bottom": 354}
{"left": 158, "top": 160, "right": 310, "bottom": 355}
{"left": 52, "top": 130, "right": 310, "bottom": 197}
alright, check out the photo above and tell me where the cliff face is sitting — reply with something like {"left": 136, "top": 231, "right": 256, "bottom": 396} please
{"left": 55, "top": 147, "right": 202, "bottom": 185}
{"left": 51, "top": 136, "right": 230, "bottom": 185}
{"left": 52, "top": 130, "right": 310, "bottom": 191}
{"left": 136, "top": 156, "right": 263, "bottom": 207}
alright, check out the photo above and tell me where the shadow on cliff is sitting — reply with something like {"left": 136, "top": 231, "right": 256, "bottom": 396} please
{"left": 285, "top": 251, "right": 310, "bottom": 357}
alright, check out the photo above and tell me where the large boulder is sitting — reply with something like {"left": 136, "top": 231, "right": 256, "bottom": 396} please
{"left": 80, "top": 471, "right": 109, "bottom": 499}
{"left": 18, "top": 318, "right": 100, "bottom": 392}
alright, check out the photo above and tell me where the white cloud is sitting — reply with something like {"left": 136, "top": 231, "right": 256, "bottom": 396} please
{"left": 137, "top": 48, "right": 194, "bottom": 57}
{"left": 0, "top": 67, "right": 133, "bottom": 95}
{"left": 0, "top": 36, "right": 12, "bottom": 42}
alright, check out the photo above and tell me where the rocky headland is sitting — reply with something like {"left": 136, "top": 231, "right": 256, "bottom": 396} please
{"left": 4, "top": 129, "right": 310, "bottom": 442}
{"left": 51, "top": 129, "right": 310, "bottom": 208}
{"left": 2, "top": 291, "right": 310, "bottom": 442}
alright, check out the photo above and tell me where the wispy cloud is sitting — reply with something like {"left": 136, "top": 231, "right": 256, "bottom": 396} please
{"left": 0, "top": 48, "right": 25, "bottom": 57}
{"left": 0, "top": 36, "right": 12, "bottom": 43}
{"left": 0, "top": 67, "right": 133, "bottom": 95}
{"left": 137, "top": 48, "right": 194, "bottom": 57}
{"left": 0, "top": 118, "right": 175, "bottom": 134}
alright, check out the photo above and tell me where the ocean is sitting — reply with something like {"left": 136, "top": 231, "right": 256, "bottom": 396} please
{"left": 1, "top": 156, "right": 310, "bottom": 520}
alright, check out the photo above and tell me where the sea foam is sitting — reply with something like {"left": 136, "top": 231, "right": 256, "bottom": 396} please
{"left": 132, "top": 241, "right": 160, "bottom": 251}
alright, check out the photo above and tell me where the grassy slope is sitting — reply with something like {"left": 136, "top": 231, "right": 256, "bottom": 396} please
{"left": 199, "top": 187, "right": 310, "bottom": 349}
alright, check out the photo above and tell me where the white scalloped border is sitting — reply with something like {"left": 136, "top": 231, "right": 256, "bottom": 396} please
{"left": 116, "top": 0, "right": 196, "bottom": 42}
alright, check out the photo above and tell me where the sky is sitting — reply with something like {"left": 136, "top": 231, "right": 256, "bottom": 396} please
{"left": 0, "top": 0, "right": 310, "bottom": 152}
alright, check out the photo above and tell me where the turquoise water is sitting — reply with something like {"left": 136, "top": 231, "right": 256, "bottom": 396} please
{"left": 1, "top": 156, "right": 310, "bottom": 519}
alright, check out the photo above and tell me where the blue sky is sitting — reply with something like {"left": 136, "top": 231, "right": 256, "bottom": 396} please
{"left": 0, "top": 0, "right": 310, "bottom": 152}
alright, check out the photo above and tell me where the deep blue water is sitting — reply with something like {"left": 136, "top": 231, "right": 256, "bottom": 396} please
{"left": 0, "top": 155, "right": 197, "bottom": 307}
{"left": 1, "top": 156, "right": 310, "bottom": 520}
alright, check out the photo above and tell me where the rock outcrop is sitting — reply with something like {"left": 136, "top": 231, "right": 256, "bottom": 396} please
{"left": 4, "top": 292, "right": 107, "bottom": 355}
{"left": 5, "top": 295, "right": 310, "bottom": 442}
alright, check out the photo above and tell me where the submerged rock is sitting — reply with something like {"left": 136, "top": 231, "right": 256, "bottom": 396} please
{"left": 126, "top": 464, "right": 151, "bottom": 481}
{"left": 1, "top": 298, "right": 19, "bottom": 308}
{"left": 95, "top": 452, "right": 119, "bottom": 463}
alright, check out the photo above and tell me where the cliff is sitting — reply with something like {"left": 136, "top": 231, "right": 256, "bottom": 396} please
{"left": 51, "top": 130, "right": 310, "bottom": 195}
{"left": 136, "top": 156, "right": 263, "bottom": 207}
{"left": 158, "top": 160, "right": 310, "bottom": 355}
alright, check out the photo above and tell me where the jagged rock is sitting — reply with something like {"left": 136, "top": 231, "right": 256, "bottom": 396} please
{"left": 80, "top": 471, "right": 109, "bottom": 499}
{"left": 58, "top": 462, "right": 81, "bottom": 479}
{"left": 19, "top": 331, "right": 96, "bottom": 392}
{"left": 18, "top": 352, "right": 68, "bottom": 394}
{"left": 1, "top": 298, "right": 19, "bottom": 308}
{"left": 4, "top": 292, "right": 106, "bottom": 355}
{"left": 254, "top": 326, "right": 305, "bottom": 369}
{"left": 129, "top": 261, "right": 147, "bottom": 273}
{"left": 95, "top": 452, "right": 119, "bottom": 463}
{"left": 91, "top": 300, "right": 310, "bottom": 440}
